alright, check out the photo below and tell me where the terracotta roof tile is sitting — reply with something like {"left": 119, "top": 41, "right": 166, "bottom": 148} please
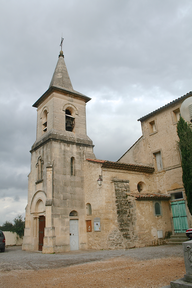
{"left": 86, "top": 159, "right": 154, "bottom": 174}
{"left": 102, "top": 161, "right": 154, "bottom": 174}
{"left": 86, "top": 158, "right": 105, "bottom": 164}
{"left": 131, "top": 193, "right": 171, "bottom": 200}
{"left": 138, "top": 91, "right": 192, "bottom": 122}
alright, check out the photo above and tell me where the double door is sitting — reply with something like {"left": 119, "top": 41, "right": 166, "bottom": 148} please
{"left": 171, "top": 200, "right": 188, "bottom": 233}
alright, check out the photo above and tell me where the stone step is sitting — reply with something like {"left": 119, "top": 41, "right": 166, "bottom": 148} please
{"left": 168, "top": 241, "right": 188, "bottom": 245}
{"left": 171, "top": 233, "right": 187, "bottom": 237}
{"left": 170, "top": 236, "right": 188, "bottom": 241}
{"left": 167, "top": 233, "right": 189, "bottom": 245}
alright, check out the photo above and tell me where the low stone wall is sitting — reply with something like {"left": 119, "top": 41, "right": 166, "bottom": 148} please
{"left": 3, "top": 231, "right": 23, "bottom": 246}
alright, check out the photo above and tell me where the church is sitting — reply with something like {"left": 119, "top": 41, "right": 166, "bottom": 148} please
{"left": 22, "top": 46, "right": 192, "bottom": 253}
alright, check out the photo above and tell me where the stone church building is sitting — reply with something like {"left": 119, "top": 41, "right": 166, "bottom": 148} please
{"left": 22, "top": 48, "right": 192, "bottom": 253}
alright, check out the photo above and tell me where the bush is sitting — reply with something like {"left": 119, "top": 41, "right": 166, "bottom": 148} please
{"left": 0, "top": 215, "right": 25, "bottom": 238}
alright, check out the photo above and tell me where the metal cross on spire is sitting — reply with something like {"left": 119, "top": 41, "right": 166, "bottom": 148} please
{"left": 60, "top": 37, "right": 64, "bottom": 51}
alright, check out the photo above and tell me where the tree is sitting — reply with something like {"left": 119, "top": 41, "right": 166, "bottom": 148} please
{"left": 0, "top": 221, "right": 13, "bottom": 231}
{"left": 12, "top": 215, "right": 25, "bottom": 238}
{"left": 177, "top": 116, "right": 192, "bottom": 214}
{"left": 0, "top": 215, "right": 25, "bottom": 238}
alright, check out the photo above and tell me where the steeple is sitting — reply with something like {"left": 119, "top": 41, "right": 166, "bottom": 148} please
{"left": 33, "top": 42, "right": 90, "bottom": 108}
{"left": 49, "top": 50, "right": 73, "bottom": 91}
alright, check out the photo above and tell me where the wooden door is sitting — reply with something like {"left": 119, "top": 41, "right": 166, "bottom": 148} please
{"left": 171, "top": 200, "right": 188, "bottom": 233}
{"left": 39, "top": 215, "right": 45, "bottom": 251}
{"left": 70, "top": 220, "right": 79, "bottom": 250}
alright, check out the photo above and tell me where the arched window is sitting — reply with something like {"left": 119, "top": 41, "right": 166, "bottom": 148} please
{"left": 71, "top": 157, "right": 75, "bottom": 176}
{"left": 86, "top": 203, "right": 92, "bottom": 215}
{"left": 42, "top": 110, "right": 48, "bottom": 133}
{"left": 36, "top": 157, "right": 44, "bottom": 181}
{"left": 65, "top": 109, "right": 75, "bottom": 132}
{"left": 69, "top": 210, "right": 78, "bottom": 216}
{"left": 154, "top": 202, "right": 161, "bottom": 216}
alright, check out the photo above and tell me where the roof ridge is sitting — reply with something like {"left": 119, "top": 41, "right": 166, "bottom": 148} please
{"left": 117, "top": 136, "right": 143, "bottom": 162}
{"left": 138, "top": 91, "right": 192, "bottom": 122}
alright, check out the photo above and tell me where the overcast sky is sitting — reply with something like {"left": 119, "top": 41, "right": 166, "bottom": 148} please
{"left": 0, "top": 0, "right": 192, "bottom": 225}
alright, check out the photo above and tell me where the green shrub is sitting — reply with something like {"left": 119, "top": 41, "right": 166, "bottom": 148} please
{"left": 0, "top": 215, "right": 25, "bottom": 238}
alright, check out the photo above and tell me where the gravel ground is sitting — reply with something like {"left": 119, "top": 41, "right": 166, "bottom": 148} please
{"left": 0, "top": 245, "right": 185, "bottom": 287}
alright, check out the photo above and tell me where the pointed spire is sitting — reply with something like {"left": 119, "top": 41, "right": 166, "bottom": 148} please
{"left": 49, "top": 40, "right": 73, "bottom": 91}
{"left": 33, "top": 40, "right": 91, "bottom": 108}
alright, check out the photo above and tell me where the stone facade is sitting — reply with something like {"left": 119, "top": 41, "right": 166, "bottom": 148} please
{"left": 119, "top": 92, "right": 192, "bottom": 232}
{"left": 22, "top": 51, "right": 95, "bottom": 253}
{"left": 22, "top": 49, "right": 191, "bottom": 253}
{"left": 84, "top": 159, "right": 172, "bottom": 249}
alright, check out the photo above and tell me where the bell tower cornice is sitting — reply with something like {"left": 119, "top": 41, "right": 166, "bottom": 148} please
{"left": 33, "top": 86, "right": 91, "bottom": 108}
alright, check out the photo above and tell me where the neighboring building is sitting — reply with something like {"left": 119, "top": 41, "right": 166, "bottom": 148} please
{"left": 22, "top": 48, "right": 192, "bottom": 253}
{"left": 118, "top": 91, "right": 192, "bottom": 235}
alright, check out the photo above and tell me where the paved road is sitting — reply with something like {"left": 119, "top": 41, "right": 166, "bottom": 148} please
{"left": 0, "top": 245, "right": 183, "bottom": 272}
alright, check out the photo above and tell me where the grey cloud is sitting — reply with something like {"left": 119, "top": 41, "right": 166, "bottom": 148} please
{"left": 0, "top": 0, "right": 191, "bottom": 224}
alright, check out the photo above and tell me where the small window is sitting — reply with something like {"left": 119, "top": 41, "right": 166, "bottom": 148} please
{"left": 149, "top": 120, "right": 157, "bottom": 134}
{"left": 71, "top": 157, "right": 75, "bottom": 176}
{"left": 86, "top": 203, "right": 92, "bottom": 215}
{"left": 65, "top": 109, "right": 75, "bottom": 132}
{"left": 171, "top": 191, "right": 183, "bottom": 200}
{"left": 137, "top": 181, "right": 145, "bottom": 192}
{"left": 154, "top": 151, "right": 163, "bottom": 171}
{"left": 42, "top": 110, "right": 48, "bottom": 133}
{"left": 36, "top": 156, "right": 44, "bottom": 181}
{"left": 69, "top": 210, "right": 78, "bottom": 216}
{"left": 154, "top": 202, "right": 161, "bottom": 216}
{"left": 173, "top": 108, "right": 180, "bottom": 123}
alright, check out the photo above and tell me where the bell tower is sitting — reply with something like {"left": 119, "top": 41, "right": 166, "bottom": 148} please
{"left": 22, "top": 45, "right": 95, "bottom": 253}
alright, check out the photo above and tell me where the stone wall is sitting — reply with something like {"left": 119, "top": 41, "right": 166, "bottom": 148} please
{"left": 108, "top": 179, "right": 137, "bottom": 249}
{"left": 135, "top": 199, "right": 172, "bottom": 246}
{"left": 118, "top": 98, "right": 192, "bottom": 234}
{"left": 3, "top": 231, "right": 23, "bottom": 246}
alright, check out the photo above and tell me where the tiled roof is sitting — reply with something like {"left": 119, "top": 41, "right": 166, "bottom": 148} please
{"left": 138, "top": 91, "right": 192, "bottom": 122}
{"left": 86, "top": 159, "right": 154, "bottom": 174}
{"left": 132, "top": 193, "right": 171, "bottom": 200}
{"left": 86, "top": 158, "right": 105, "bottom": 164}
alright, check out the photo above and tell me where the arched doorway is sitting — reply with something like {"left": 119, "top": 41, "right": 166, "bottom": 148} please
{"left": 30, "top": 192, "right": 46, "bottom": 251}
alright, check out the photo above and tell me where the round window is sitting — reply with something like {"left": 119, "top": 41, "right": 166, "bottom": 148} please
{"left": 137, "top": 181, "right": 145, "bottom": 192}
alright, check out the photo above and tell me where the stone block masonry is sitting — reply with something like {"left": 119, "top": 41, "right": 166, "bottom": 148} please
{"left": 108, "top": 179, "right": 137, "bottom": 249}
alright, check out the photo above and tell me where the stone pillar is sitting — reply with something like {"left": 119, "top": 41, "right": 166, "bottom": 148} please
{"left": 183, "top": 240, "right": 192, "bottom": 283}
{"left": 42, "top": 165, "right": 56, "bottom": 253}
{"left": 170, "top": 240, "right": 192, "bottom": 287}
{"left": 22, "top": 205, "right": 32, "bottom": 251}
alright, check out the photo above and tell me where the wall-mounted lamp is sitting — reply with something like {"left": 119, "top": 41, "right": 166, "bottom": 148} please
{"left": 97, "top": 175, "right": 103, "bottom": 186}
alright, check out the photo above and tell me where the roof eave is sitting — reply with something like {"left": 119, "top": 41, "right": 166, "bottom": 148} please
{"left": 138, "top": 91, "right": 192, "bottom": 122}
{"left": 33, "top": 86, "right": 91, "bottom": 108}
{"left": 135, "top": 194, "right": 171, "bottom": 201}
